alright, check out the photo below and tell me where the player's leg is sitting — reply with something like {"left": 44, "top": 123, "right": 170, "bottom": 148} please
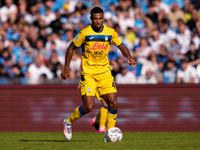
{"left": 64, "top": 74, "right": 96, "bottom": 140}
{"left": 63, "top": 95, "right": 95, "bottom": 140}
{"left": 67, "top": 95, "right": 95, "bottom": 124}
{"left": 98, "top": 71, "right": 117, "bottom": 131}
{"left": 90, "top": 90, "right": 101, "bottom": 130}
{"left": 90, "top": 90, "right": 108, "bottom": 133}
{"left": 63, "top": 106, "right": 85, "bottom": 140}
{"left": 98, "top": 99, "right": 108, "bottom": 133}
{"left": 102, "top": 93, "right": 117, "bottom": 131}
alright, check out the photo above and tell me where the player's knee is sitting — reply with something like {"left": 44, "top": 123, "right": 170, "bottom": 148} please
{"left": 83, "top": 104, "right": 94, "bottom": 113}
{"left": 108, "top": 100, "right": 117, "bottom": 110}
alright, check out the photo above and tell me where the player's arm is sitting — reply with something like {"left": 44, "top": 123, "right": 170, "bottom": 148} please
{"left": 111, "top": 30, "right": 136, "bottom": 65}
{"left": 118, "top": 44, "right": 136, "bottom": 65}
{"left": 61, "top": 42, "right": 76, "bottom": 80}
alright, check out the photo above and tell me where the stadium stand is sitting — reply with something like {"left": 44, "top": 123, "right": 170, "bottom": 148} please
{"left": 0, "top": 0, "right": 200, "bottom": 84}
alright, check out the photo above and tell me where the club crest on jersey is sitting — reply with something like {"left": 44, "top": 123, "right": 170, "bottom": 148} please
{"left": 88, "top": 87, "right": 91, "bottom": 93}
{"left": 91, "top": 43, "right": 108, "bottom": 50}
{"left": 75, "top": 35, "right": 79, "bottom": 41}
{"left": 105, "top": 36, "right": 108, "bottom": 42}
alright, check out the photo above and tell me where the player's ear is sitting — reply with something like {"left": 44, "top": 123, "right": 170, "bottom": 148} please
{"left": 90, "top": 16, "right": 92, "bottom": 21}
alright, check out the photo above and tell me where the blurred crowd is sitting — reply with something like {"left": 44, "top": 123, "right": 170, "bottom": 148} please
{"left": 1, "top": 0, "right": 200, "bottom": 84}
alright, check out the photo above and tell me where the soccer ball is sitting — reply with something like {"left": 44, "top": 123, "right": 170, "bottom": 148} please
{"left": 106, "top": 127, "right": 123, "bottom": 142}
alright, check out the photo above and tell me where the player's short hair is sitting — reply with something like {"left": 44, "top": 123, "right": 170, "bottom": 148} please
{"left": 90, "top": 7, "right": 104, "bottom": 17}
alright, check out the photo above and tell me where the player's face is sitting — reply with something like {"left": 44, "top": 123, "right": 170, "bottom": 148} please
{"left": 91, "top": 13, "right": 104, "bottom": 32}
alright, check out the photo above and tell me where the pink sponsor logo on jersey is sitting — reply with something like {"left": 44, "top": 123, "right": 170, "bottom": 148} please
{"left": 91, "top": 43, "right": 108, "bottom": 50}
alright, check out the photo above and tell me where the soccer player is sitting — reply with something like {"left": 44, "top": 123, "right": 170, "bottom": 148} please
{"left": 61, "top": 6, "right": 136, "bottom": 141}
{"left": 90, "top": 59, "right": 119, "bottom": 133}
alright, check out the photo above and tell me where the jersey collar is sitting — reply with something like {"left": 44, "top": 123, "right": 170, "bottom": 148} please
{"left": 91, "top": 25, "right": 104, "bottom": 33}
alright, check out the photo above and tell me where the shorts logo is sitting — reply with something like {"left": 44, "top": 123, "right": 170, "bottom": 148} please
{"left": 88, "top": 87, "right": 91, "bottom": 93}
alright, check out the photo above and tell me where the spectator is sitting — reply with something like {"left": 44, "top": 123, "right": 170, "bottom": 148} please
{"left": 28, "top": 30, "right": 39, "bottom": 49}
{"left": 182, "top": 0, "right": 191, "bottom": 13}
{"left": 45, "top": 32, "right": 67, "bottom": 54}
{"left": 149, "top": 29, "right": 165, "bottom": 53}
{"left": 191, "top": 32, "right": 200, "bottom": 50}
{"left": 1, "top": 1, "right": 200, "bottom": 85}
{"left": 185, "top": 42, "right": 200, "bottom": 67}
{"left": 176, "top": 58, "right": 198, "bottom": 84}
{"left": 140, "top": 11, "right": 154, "bottom": 37}
{"left": 49, "top": 10, "right": 62, "bottom": 33}
{"left": 0, "top": 64, "right": 9, "bottom": 78}
{"left": 64, "top": 30, "right": 74, "bottom": 49}
{"left": 163, "top": 60, "right": 177, "bottom": 83}
{"left": 38, "top": 27, "right": 48, "bottom": 44}
{"left": 182, "top": 1, "right": 194, "bottom": 23}
{"left": 104, "top": 3, "right": 118, "bottom": 23}
{"left": 153, "top": 0, "right": 170, "bottom": 15}
{"left": 128, "top": 58, "right": 142, "bottom": 77}
{"left": 160, "top": 19, "right": 176, "bottom": 48}
{"left": 0, "top": 0, "right": 17, "bottom": 24}
{"left": 45, "top": 41, "right": 64, "bottom": 65}
{"left": 7, "top": 40, "right": 23, "bottom": 65}
{"left": 7, "top": 24, "right": 20, "bottom": 41}
{"left": 157, "top": 44, "right": 168, "bottom": 63}
{"left": 35, "top": 39, "right": 46, "bottom": 55}
{"left": 69, "top": 50, "right": 81, "bottom": 80}
{"left": 108, "top": 45, "right": 118, "bottom": 61}
{"left": 168, "top": 3, "right": 184, "bottom": 29}
{"left": 146, "top": 4, "right": 158, "bottom": 25}
{"left": 18, "top": 0, "right": 28, "bottom": 18}
{"left": 154, "top": 60, "right": 164, "bottom": 83}
{"left": 19, "top": 47, "right": 35, "bottom": 74}
{"left": 124, "top": 27, "right": 136, "bottom": 48}
{"left": 141, "top": 51, "right": 159, "bottom": 76}
{"left": 137, "top": 69, "right": 158, "bottom": 84}
{"left": 0, "top": 48, "right": 12, "bottom": 75}
{"left": 118, "top": 11, "right": 135, "bottom": 34}
{"left": 46, "top": 51, "right": 62, "bottom": 78}
{"left": 187, "top": 9, "right": 198, "bottom": 33}
{"left": 168, "top": 38, "right": 181, "bottom": 60}
{"left": 8, "top": 64, "right": 23, "bottom": 78}
{"left": 176, "top": 22, "right": 191, "bottom": 54}
{"left": 25, "top": 5, "right": 38, "bottom": 24}
{"left": 41, "top": 7, "right": 56, "bottom": 26}
{"left": 115, "top": 64, "right": 136, "bottom": 84}
{"left": 134, "top": 37, "right": 152, "bottom": 65}
{"left": 25, "top": 53, "right": 53, "bottom": 84}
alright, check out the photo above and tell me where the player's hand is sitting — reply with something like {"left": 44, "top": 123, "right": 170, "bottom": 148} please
{"left": 60, "top": 68, "right": 70, "bottom": 80}
{"left": 127, "top": 58, "right": 136, "bottom": 65}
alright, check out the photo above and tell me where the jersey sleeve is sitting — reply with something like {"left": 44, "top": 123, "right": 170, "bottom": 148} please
{"left": 111, "top": 30, "right": 123, "bottom": 47}
{"left": 72, "top": 32, "right": 85, "bottom": 48}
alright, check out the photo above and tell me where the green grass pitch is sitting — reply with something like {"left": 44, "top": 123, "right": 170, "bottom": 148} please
{"left": 0, "top": 132, "right": 200, "bottom": 150}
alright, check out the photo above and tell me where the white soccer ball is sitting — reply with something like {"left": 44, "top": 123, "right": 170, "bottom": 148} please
{"left": 106, "top": 127, "right": 123, "bottom": 142}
